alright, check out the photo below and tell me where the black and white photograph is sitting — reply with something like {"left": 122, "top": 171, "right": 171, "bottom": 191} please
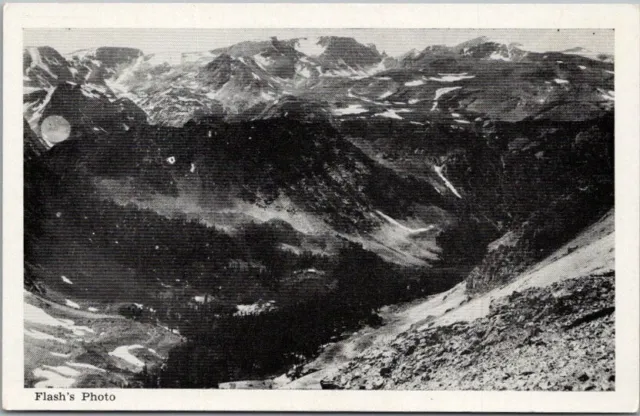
{"left": 4, "top": 3, "right": 639, "bottom": 412}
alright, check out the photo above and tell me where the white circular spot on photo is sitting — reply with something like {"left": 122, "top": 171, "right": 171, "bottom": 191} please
{"left": 41, "top": 115, "right": 71, "bottom": 144}
{"left": 166, "top": 156, "right": 176, "bottom": 165}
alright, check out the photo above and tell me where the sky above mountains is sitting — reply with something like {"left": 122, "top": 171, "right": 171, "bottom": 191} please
{"left": 25, "top": 28, "right": 613, "bottom": 58}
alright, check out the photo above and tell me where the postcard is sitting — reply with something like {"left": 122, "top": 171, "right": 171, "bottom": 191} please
{"left": 3, "top": 3, "right": 639, "bottom": 412}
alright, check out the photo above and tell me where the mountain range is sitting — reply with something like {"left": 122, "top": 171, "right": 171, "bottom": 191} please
{"left": 23, "top": 34, "right": 614, "bottom": 389}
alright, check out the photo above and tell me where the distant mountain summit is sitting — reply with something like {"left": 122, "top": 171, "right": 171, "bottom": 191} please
{"left": 400, "top": 36, "right": 529, "bottom": 67}
{"left": 47, "top": 36, "right": 397, "bottom": 127}
{"left": 461, "top": 41, "right": 527, "bottom": 61}
{"left": 316, "top": 36, "right": 384, "bottom": 68}
{"left": 211, "top": 37, "right": 303, "bottom": 79}
{"left": 561, "top": 46, "right": 614, "bottom": 63}
{"left": 68, "top": 47, "right": 144, "bottom": 68}
{"left": 451, "top": 36, "right": 492, "bottom": 53}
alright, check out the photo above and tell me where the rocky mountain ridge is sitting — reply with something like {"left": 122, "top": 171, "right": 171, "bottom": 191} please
{"left": 24, "top": 36, "right": 614, "bottom": 129}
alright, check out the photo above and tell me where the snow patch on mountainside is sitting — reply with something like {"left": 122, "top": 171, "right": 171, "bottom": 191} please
{"left": 33, "top": 368, "right": 76, "bottom": 388}
{"left": 235, "top": 300, "right": 277, "bottom": 316}
{"left": 50, "top": 352, "right": 72, "bottom": 358}
{"left": 374, "top": 109, "right": 404, "bottom": 120}
{"left": 598, "top": 89, "right": 614, "bottom": 101}
{"left": 429, "top": 73, "right": 475, "bottom": 82}
{"left": 25, "top": 302, "right": 95, "bottom": 336}
{"left": 332, "top": 104, "right": 368, "bottom": 116}
{"left": 26, "top": 47, "right": 55, "bottom": 78}
{"left": 489, "top": 51, "right": 511, "bottom": 61}
{"left": 405, "top": 79, "right": 425, "bottom": 87}
{"left": 434, "top": 165, "right": 462, "bottom": 198}
{"left": 375, "top": 211, "right": 435, "bottom": 236}
{"left": 253, "top": 54, "right": 273, "bottom": 71}
{"left": 431, "top": 86, "right": 462, "bottom": 111}
{"left": 434, "top": 86, "right": 462, "bottom": 101}
{"left": 108, "top": 345, "right": 146, "bottom": 368}
{"left": 296, "top": 64, "right": 312, "bottom": 79}
{"left": 294, "top": 38, "right": 327, "bottom": 57}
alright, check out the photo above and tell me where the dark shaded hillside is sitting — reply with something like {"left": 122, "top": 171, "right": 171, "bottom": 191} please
{"left": 39, "top": 83, "right": 147, "bottom": 136}
{"left": 145, "top": 242, "right": 465, "bottom": 388}
{"left": 441, "top": 116, "right": 614, "bottom": 291}
{"left": 338, "top": 111, "right": 614, "bottom": 268}
{"left": 24, "top": 111, "right": 468, "bottom": 307}
{"left": 41, "top": 116, "right": 451, "bottom": 235}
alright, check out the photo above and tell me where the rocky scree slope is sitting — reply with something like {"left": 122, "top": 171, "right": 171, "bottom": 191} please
{"left": 326, "top": 273, "right": 614, "bottom": 390}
